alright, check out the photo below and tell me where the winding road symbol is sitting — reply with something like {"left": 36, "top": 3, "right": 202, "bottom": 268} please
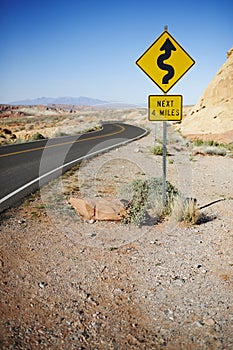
{"left": 157, "top": 38, "right": 176, "bottom": 84}
{"left": 136, "top": 30, "right": 195, "bottom": 93}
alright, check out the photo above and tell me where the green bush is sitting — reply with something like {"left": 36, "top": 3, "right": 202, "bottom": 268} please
{"left": 121, "top": 177, "right": 178, "bottom": 225}
{"left": 53, "top": 131, "right": 69, "bottom": 137}
{"left": 30, "top": 132, "right": 46, "bottom": 141}
{"left": 205, "top": 147, "right": 226, "bottom": 156}
{"left": 192, "top": 139, "right": 219, "bottom": 147}
{"left": 193, "top": 139, "right": 233, "bottom": 152}
{"left": 150, "top": 145, "right": 163, "bottom": 155}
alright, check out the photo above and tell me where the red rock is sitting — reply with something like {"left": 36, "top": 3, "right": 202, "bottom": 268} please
{"left": 69, "top": 197, "right": 95, "bottom": 220}
{"left": 95, "top": 198, "right": 126, "bottom": 221}
{"left": 69, "top": 197, "right": 126, "bottom": 221}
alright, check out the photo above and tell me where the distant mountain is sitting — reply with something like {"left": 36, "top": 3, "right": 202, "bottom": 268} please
{"left": 10, "top": 96, "right": 108, "bottom": 106}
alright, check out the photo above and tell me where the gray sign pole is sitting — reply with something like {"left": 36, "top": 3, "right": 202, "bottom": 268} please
{"left": 162, "top": 120, "right": 167, "bottom": 208}
{"left": 162, "top": 25, "right": 168, "bottom": 209}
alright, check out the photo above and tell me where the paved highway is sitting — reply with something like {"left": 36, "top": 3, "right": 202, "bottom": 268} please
{"left": 0, "top": 122, "right": 148, "bottom": 212}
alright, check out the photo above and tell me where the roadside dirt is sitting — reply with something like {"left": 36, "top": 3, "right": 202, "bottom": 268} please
{"left": 0, "top": 119, "right": 233, "bottom": 349}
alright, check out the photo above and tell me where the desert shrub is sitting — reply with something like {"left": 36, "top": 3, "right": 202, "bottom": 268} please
{"left": 192, "top": 139, "right": 232, "bottom": 156}
{"left": 205, "top": 147, "right": 226, "bottom": 156}
{"left": 80, "top": 124, "right": 102, "bottom": 134}
{"left": 172, "top": 196, "right": 200, "bottom": 224}
{"left": 28, "top": 124, "right": 34, "bottom": 130}
{"left": 53, "top": 131, "right": 69, "bottom": 137}
{"left": 150, "top": 145, "right": 163, "bottom": 155}
{"left": 147, "top": 177, "right": 178, "bottom": 215}
{"left": 52, "top": 125, "right": 102, "bottom": 138}
{"left": 192, "top": 146, "right": 227, "bottom": 157}
{"left": 121, "top": 177, "right": 178, "bottom": 225}
{"left": 30, "top": 132, "right": 46, "bottom": 141}
{"left": 192, "top": 139, "right": 219, "bottom": 147}
{"left": 15, "top": 137, "right": 24, "bottom": 144}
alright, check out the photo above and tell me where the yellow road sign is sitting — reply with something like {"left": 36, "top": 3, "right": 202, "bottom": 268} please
{"left": 148, "top": 95, "right": 182, "bottom": 121}
{"left": 136, "top": 31, "right": 195, "bottom": 93}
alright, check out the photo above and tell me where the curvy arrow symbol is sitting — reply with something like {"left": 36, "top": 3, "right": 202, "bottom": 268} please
{"left": 157, "top": 38, "right": 176, "bottom": 84}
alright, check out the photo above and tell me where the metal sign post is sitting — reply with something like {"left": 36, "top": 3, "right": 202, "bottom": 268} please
{"left": 162, "top": 120, "right": 167, "bottom": 208}
{"left": 136, "top": 25, "right": 195, "bottom": 210}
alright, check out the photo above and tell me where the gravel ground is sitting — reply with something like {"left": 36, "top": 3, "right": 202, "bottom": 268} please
{"left": 0, "top": 123, "right": 232, "bottom": 349}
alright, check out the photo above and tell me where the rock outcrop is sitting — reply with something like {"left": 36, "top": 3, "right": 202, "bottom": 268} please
{"left": 180, "top": 47, "right": 233, "bottom": 143}
{"left": 0, "top": 127, "right": 17, "bottom": 144}
{"left": 70, "top": 197, "right": 126, "bottom": 221}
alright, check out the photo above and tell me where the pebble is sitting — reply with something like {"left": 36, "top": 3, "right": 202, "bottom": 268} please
{"left": 172, "top": 277, "right": 185, "bottom": 286}
{"left": 204, "top": 318, "right": 215, "bottom": 326}
{"left": 38, "top": 282, "right": 48, "bottom": 289}
{"left": 1, "top": 121, "right": 232, "bottom": 349}
{"left": 200, "top": 268, "right": 208, "bottom": 274}
{"left": 194, "top": 321, "right": 204, "bottom": 328}
{"left": 88, "top": 233, "right": 96, "bottom": 237}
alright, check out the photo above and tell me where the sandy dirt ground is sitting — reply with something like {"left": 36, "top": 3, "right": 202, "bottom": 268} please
{"left": 0, "top": 116, "right": 233, "bottom": 349}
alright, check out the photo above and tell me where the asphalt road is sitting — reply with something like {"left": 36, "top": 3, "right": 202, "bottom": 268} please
{"left": 0, "top": 122, "right": 148, "bottom": 212}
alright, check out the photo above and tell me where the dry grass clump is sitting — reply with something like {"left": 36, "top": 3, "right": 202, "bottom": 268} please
{"left": 191, "top": 139, "right": 233, "bottom": 157}
{"left": 52, "top": 123, "right": 102, "bottom": 138}
{"left": 171, "top": 196, "right": 200, "bottom": 224}
{"left": 204, "top": 146, "right": 227, "bottom": 156}
{"left": 150, "top": 145, "right": 163, "bottom": 155}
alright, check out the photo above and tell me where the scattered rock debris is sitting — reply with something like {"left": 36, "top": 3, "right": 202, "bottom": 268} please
{"left": 0, "top": 118, "right": 232, "bottom": 349}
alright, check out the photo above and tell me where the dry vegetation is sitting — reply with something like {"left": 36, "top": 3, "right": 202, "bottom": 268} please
{"left": 0, "top": 105, "right": 147, "bottom": 145}
{"left": 0, "top": 106, "right": 233, "bottom": 349}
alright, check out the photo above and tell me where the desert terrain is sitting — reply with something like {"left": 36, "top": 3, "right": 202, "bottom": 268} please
{"left": 0, "top": 103, "right": 233, "bottom": 349}
{"left": 180, "top": 47, "right": 233, "bottom": 144}
{"left": 0, "top": 45, "right": 233, "bottom": 350}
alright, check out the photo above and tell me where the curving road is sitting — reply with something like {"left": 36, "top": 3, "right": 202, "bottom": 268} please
{"left": 0, "top": 122, "right": 148, "bottom": 212}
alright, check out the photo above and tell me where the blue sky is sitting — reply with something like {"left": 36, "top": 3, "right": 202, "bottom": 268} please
{"left": 0, "top": 0, "right": 232, "bottom": 105}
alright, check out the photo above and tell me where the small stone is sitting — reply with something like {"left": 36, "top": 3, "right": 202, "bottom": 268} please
{"left": 173, "top": 277, "right": 185, "bottom": 286}
{"left": 38, "top": 282, "right": 48, "bottom": 289}
{"left": 200, "top": 268, "right": 207, "bottom": 274}
{"left": 88, "top": 233, "right": 96, "bottom": 238}
{"left": 204, "top": 318, "right": 215, "bottom": 326}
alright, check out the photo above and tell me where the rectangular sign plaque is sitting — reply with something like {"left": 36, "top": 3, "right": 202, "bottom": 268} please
{"left": 148, "top": 95, "right": 182, "bottom": 121}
